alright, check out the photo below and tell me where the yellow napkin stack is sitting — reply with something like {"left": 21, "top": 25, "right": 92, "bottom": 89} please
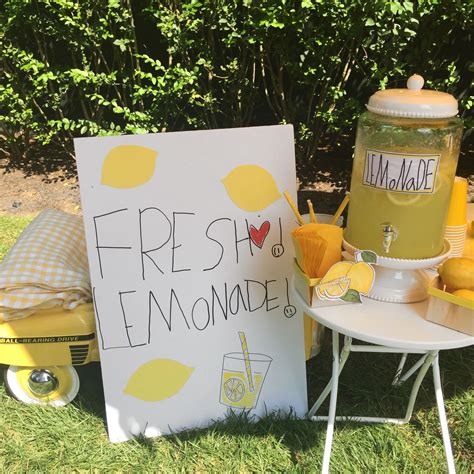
{"left": 0, "top": 209, "right": 91, "bottom": 322}
{"left": 292, "top": 223, "right": 343, "bottom": 278}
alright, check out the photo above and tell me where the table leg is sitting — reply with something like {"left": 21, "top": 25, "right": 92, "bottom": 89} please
{"left": 403, "top": 351, "right": 437, "bottom": 422}
{"left": 432, "top": 353, "right": 456, "bottom": 474}
{"left": 395, "top": 353, "right": 429, "bottom": 387}
{"left": 305, "top": 333, "right": 457, "bottom": 472}
{"left": 321, "top": 330, "right": 340, "bottom": 474}
{"left": 392, "top": 353, "right": 407, "bottom": 386}
{"left": 308, "top": 336, "right": 351, "bottom": 419}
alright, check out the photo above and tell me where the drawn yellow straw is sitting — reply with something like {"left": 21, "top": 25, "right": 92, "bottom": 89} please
{"left": 331, "top": 193, "right": 350, "bottom": 225}
{"left": 238, "top": 331, "right": 255, "bottom": 392}
{"left": 284, "top": 191, "right": 305, "bottom": 226}
{"left": 307, "top": 199, "right": 318, "bottom": 224}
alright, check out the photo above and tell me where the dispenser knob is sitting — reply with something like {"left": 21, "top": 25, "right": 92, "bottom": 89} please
{"left": 407, "top": 74, "right": 424, "bottom": 91}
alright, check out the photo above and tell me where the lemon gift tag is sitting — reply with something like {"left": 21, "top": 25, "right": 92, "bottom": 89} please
{"left": 293, "top": 241, "right": 377, "bottom": 307}
{"left": 315, "top": 251, "right": 376, "bottom": 303}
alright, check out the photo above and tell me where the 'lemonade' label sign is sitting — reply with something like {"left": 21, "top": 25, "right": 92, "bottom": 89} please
{"left": 74, "top": 125, "right": 307, "bottom": 443}
{"left": 362, "top": 149, "right": 440, "bottom": 194}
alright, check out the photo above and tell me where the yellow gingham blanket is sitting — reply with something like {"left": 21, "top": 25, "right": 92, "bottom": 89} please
{"left": 0, "top": 209, "right": 91, "bottom": 322}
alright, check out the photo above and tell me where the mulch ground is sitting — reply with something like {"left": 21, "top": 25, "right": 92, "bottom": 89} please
{"left": 1, "top": 141, "right": 473, "bottom": 217}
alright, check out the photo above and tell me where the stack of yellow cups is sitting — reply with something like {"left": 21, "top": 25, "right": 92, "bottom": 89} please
{"left": 445, "top": 176, "right": 468, "bottom": 257}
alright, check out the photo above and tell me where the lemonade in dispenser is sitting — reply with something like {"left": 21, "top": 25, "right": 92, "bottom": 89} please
{"left": 344, "top": 75, "right": 463, "bottom": 259}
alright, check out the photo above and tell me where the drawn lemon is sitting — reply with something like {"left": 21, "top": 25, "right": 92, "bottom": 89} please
{"left": 345, "top": 262, "right": 375, "bottom": 294}
{"left": 223, "top": 377, "right": 246, "bottom": 402}
{"left": 124, "top": 359, "right": 194, "bottom": 402}
{"left": 222, "top": 165, "right": 281, "bottom": 212}
{"left": 101, "top": 145, "right": 158, "bottom": 188}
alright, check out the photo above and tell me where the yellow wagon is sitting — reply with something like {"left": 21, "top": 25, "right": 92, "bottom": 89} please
{"left": 1, "top": 304, "right": 98, "bottom": 406}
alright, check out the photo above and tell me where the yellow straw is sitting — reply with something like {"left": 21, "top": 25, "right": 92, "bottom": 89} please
{"left": 307, "top": 199, "right": 318, "bottom": 224}
{"left": 331, "top": 193, "right": 350, "bottom": 225}
{"left": 238, "top": 332, "right": 254, "bottom": 392}
{"left": 284, "top": 191, "right": 305, "bottom": 226}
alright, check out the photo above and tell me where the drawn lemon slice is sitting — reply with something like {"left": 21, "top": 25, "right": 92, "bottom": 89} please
{"left": 124, "top": 359, "right": 194, "bottom": 402}
{"left": 223, "top": 377, "right": 246, "bottom": 402}
{"left": 319, "top": 261, "right": 353, "bottom": 284}
{"left": 101, "top": 145, "right": 158, "bottom": 188}
{"left": 222, "top": 165, "right": 281, "bottom": 212}
{"left": 316, "top": 276, "right": 350, "bottom": 300}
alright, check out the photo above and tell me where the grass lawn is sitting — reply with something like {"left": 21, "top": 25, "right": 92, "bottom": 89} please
{"left": 0, "top": 215, "right": 34, "bottom": 258}
{"left": 0, "top": 216, "right": 472, "bottom": 472}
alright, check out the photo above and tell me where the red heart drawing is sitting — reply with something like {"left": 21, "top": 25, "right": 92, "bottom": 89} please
{"left": 249, "top": 221, "right": 271, "bottom": 248}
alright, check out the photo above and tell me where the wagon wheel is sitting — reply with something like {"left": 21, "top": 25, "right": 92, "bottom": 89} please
{"left": 4, "top": 365, "right": 80, "bottom": 406}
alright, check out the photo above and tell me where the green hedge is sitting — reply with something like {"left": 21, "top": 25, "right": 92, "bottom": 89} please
{"left": 0, "top": 0, "right": 472, "bottom": 176}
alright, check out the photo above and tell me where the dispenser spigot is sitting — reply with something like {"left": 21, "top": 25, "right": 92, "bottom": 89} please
{"left": 381, "top": 222, "right": 398, "bottom": 253}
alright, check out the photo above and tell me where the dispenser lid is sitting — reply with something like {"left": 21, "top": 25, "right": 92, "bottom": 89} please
{"left": 367, "top": 74, "right": 458, "bottom": 118}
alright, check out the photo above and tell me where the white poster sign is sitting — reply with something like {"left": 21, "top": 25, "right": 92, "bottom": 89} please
{"left": 74, "top": 125, "right": 307, "bottom": 442}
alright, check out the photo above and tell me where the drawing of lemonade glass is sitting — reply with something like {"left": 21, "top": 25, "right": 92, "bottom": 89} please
{"left": 219, "top": 332, "right": 272, "bottom": 409}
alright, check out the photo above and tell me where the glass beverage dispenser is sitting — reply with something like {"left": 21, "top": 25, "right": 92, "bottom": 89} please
{"left": 344, "top": 75, "right": 463, "bottom": 259}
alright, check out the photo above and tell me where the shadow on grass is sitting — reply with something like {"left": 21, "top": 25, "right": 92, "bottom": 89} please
{"left": 72, "top": 362, "right": 327, "bottom": 463}
{"left": 131, "top": 408, "right": 327, "bottom": 467}
{"left": 306, "top": 332, "right": 474, "bottom": 423}
{"left": 128, "top": 337, "right": 472, "bottom": 468}
{"left": 68, "top": 331, "right": 473, "bottom": 467}
{"left": 0, "top": 332, "right": 470, "bottom": 472}
{"left": 74, "top": 362, "right": 106, "bottom": 418}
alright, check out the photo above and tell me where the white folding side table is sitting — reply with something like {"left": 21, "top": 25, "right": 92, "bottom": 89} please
{"left": 293, "top": 288, "right": 473, "bottom": 474}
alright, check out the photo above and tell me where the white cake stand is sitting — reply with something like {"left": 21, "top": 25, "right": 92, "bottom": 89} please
{"left": 342, "top": 239, "right": 452, "bottom": 303}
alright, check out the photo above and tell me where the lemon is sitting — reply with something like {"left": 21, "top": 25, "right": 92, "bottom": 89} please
{"left": 346, "top": 262, "right": 375, "bottom": 294}
{"left": 385, "top": 171, "right": 450, "bottom": 207}
{"left": 452, "top": 289, "right": 474, "bottom": 301}
{"left": 101, "top": 145, "right": 158, "bottom": 188}
{"left": 124, "top": 359, "right": 194, "bottom": 401}
{"left": 438, "top": 257, "right": 474, "bottom": 291}
{"left": 222, "top": 165, "right": 281, "bottom": 212}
